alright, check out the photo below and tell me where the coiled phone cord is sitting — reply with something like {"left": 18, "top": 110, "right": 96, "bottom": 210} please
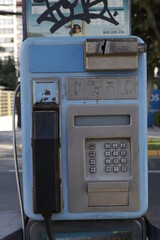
{"left": 13, "top": 83, "right": 26, "bottom": 240}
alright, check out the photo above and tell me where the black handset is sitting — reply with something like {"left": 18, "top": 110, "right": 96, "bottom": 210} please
{"left": 32, "top": 107, "right": 61, "bottom": 215}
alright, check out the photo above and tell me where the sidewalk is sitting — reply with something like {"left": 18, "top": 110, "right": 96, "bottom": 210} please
{"left": 148, "top": 127, "right": 160, "bottom": 157}
{"left": 0, "top": 116, "right": 22, "bottom": 239}
{"left": 0, "top": 116, "right": 17, "bottom": 132}
{"left": 148, "top": 127, "right": 160, "bottom": 139}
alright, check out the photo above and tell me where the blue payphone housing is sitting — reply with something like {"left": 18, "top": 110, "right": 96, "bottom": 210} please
{"left": 20, "top": 36, "right": 148, "bottom": 221}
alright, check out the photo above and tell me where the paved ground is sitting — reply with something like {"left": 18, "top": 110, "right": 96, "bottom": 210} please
{"left": 0, "top": 122, "right": 22, "bottom": 239}
{"left": 146, "top": 157, "right": 160, "bottom": 239}
{"left": 0, "top": 116, "right": 17, "bottom": 132}
{"left": 148, "top": 127, "right": 160, "bottom": 138}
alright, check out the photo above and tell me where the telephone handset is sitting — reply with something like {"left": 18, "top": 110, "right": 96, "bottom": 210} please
{"left": 32, "top": 105, "right": 61, "bottom": 215}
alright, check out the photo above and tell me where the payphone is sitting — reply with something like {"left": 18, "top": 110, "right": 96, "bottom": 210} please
{"left": 20, "top": 36, "right": 148, "bottom": 223}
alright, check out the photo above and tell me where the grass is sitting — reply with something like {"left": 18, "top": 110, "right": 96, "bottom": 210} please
{"left": 148, "top": 138, "right": 160, "bottom": 150}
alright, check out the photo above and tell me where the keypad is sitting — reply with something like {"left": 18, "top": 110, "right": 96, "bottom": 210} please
{"left": 120, "top": 150, "right": 127, "bottom": 156}
{"left": 112, "top": 143, "right": 118, "bottom": 149}
{"left": 86, "top": 139, "right": 130, "bottom": 180}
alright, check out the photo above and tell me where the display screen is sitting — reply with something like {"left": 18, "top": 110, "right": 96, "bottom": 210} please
{"left": 74, "top": 115, "right": 130, "bottom": 126}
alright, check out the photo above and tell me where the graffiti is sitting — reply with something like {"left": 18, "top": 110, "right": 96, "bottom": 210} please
{"left": 33, "top": 0, "right": 119, "bottom": 33}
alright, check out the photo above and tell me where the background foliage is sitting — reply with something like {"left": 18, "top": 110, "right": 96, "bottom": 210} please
{"left": 132, "top": 0, "right": 160, "bottom": 106}
{"left": 131, "top": 0, "right": 160, "bottom": 78}
{"left": 0, "top": 57, "right": 17, "bottom": 90}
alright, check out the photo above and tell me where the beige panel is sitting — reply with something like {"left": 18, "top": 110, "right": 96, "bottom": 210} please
{"left": 85, "top": 40, "right": 138, "bottom": 55}
{"left": 84, "top": 38, "right": 139, "bottom": 71}
{"left": 67, "top": 105, "right": 140, "bottom": 213}
{"left": 85, "top": 56, "right": 138, "bottom": 71}
{"left": 88, "top": 192, "right": 129, "bottom": 207}
{"left": 88, "top": 182, "right": 129, "bottom": 192}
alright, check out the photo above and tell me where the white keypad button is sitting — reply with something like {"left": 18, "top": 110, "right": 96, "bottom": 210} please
{"left": 120, "top": 150, "right": 127, "bottom": 156}
{"left": 89, "top": 143, "right": 96, "bottom": 150}
{"left": 104, "top": 143, "right": 111, "bottom": 149}
{"left": 105, "top": 166, "right": 112, "bottom": 172}
{"left": 90, "top": 159, "right": 96, "bottom": 165}
{"left": 113, "top": 158, "right": 119, "bottom": 164}
{"left": 89, "top": 151, "right": 96, "bottom": 157}
{"left": 105, "top": 151, "right": 111, "bottom": 157}
{"left": 113, "top": 166, "right": 119, "bottom": 172}
{"left": 112, "top": 151, "right": 119, "bottom": 157}
{"left": 90, "top": 167, "right": 97, "bottom": 173}
{"left": 121, "top": 166, "right": 127, "bottom": 172}
{"left": 121, "top": 158, "right": 127, "bottom": 164}
{"left": 105, "top": 158, "right": 111, "bottom": 165}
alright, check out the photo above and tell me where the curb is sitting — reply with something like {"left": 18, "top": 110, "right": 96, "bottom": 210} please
{"left": 148, "top": 150, "right": 160, "bottom": 157}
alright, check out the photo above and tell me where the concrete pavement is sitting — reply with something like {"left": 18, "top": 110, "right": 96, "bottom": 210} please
{"left": 0, "top": 117, "right": 22, "bottom": 239}
{"left": 148, "top": 127, "right": 160, "bottom": 139}
{"left": 148, "top": 127, "right": 160, "bottom": 157}
{"left": 0, "top": 116, "right": 18, "bottom": 132}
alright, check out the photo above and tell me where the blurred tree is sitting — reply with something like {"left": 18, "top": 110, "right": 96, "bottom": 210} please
{"left": 0, "top": 57, "right": 17, "bottom": 90}
{"left": 0, "top": 46, "right": 5, "bottom": 52}
{"left": 131, "top": 0, "right": 160, "bottom": 107}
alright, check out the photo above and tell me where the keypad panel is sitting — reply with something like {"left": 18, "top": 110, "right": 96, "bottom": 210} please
{"left": 86, "top": 139, "right": 131, "bottom": 181}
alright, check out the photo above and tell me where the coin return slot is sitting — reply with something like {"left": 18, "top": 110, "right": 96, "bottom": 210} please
{"left": 88, "top": 182, "right": 129, "bottom": 206}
